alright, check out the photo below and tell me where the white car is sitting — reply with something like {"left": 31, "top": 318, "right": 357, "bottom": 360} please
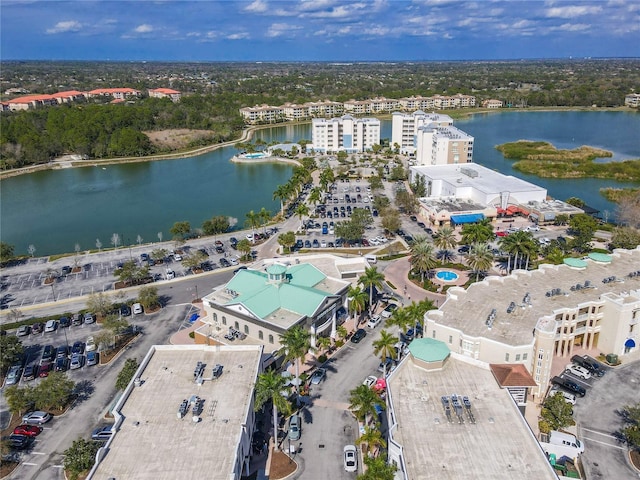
{"left": 44, "top": 319, "right": 57, "bottom": 333}
{"left": 363, "top": 375, "right": 377, "bottom": 388}
{"left": 165, "top": 269, "right": 175, "bottom": 280}
{"left": 565, "top": 364, "right": 591, "bottom": 380}
{"left": 367, "top": 314, "right": 382, "bottom": 329}
{"left": 525, "top": 225, "right": 540, "bottom": 232}
{"left": 343, "top": 445, "right": 358, "bottom": 473}
{"left": 132, "top": 303, "right": 143, "bottom": 315}
{"left": 22, "top": 411, "right": 52, "bottom": 425}
{"left": 85, "top": 336, "right": 97, "bottom": 352}
{"left": 549, "top": 387, "right": 577, "bottom": 405}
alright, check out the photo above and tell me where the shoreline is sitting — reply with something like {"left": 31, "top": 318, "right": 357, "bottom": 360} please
{"left": 1, "top": 106, "right": 635, "bottom": 180}
{"left": 230, "top": 155, "right": 302, "bottom": 167}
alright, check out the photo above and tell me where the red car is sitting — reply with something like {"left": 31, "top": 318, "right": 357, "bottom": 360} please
{"left": 13, "top": 424, "right": 42, "bottom": 437}
{"left": 495, "top": 231, "right": 509, "bottom": 237}
{"left": 38, "top": 362, "right": 52, "bottom": 377}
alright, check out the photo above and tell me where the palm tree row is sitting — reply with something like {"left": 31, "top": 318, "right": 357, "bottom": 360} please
{"left": 498, "top": 230, "right": 539, "bottom": 272}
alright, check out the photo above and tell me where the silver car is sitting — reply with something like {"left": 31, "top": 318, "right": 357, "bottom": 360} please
{"left": 343, "top": 445, "right": 358, "bottom": 472}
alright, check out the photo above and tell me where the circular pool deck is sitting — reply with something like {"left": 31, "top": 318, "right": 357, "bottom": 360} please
{"left": 432, "top": 268, "right": 469, "bottom": 287}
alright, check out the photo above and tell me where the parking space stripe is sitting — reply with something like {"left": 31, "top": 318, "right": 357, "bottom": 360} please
{"left": 582, "top": 436, "right": 626, "bottom": 450}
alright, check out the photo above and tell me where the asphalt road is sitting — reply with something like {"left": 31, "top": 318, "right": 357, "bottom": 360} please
{"left": 287, "top": 322, "right": 391, "bottom": 478}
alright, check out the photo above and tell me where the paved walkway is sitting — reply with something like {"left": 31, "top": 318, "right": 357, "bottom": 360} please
{"left": 382, "top": 257, "right": 446, "bottom": 307}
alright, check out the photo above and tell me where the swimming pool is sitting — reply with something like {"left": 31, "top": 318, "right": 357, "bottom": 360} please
{"left": 436, "top": 270, "right": 459, "bottom": 282}
{"left": 241, "top": 152, "right": 267, "bottom": 159}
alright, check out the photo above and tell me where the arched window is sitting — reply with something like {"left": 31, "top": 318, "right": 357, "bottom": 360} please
{"left": 244, "top": 325, "right": 249, "bottom": 334}
{"left": 222, "top": 316, "right": 227, "bottom": 325}
{"left": 258, "top": 331, "right": 264, "bottom": 340}
{"left": 234, "top": 321, "right": 240, "bottom": 330}
{"left": 268, "top": 334, "right": 274, "bottom": 344}
{"left": 213, "top": 313, "right": 217, "bottom": 322}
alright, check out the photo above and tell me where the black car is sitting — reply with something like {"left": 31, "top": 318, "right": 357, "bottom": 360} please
{"left": 22, "top": 365, "right": 36, "bottom": 381}
{"left": 41, "top": 345, "right": 55, "bottom": 362}
{"left": 551, "top": 376, "right": 586, "bottom": 397}
{"left": 295, "top": 239, "right": 304, "bottom": 249}
{"left": 59, "top": 316, "right": 71, "bottom": 328}
{"left": 6, "top": 434, "right": 33, "bottom": 450}
{"left": 120, "top": 304, "right": 131, "bottom": 317}
{"left": 71, "top": 341, "right": 85, "bottom": 355}
{"left": 198, "top": 248, "right": 209, "bottom": 257}
{"left": 61, "top": 266, "right": 72, "bottom": 275}
{"left": 219, "top": 258, "right": 230, "bottom": 267}
{"left": 571, "top": 354, "right": 605, "bottom": 377}
{"left": 55, "top": 357, "right": 69, "bottom": 372}
{"left": 351, "top": 329, "right": 367, "bottom": 344}
{"left": 56, "top": 345, "right": 70, "bottom": 358}
{"left": 200, "top": 262, "right": 213, "bottom": 272}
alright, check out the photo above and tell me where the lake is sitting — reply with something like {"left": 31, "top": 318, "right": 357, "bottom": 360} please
{"left": 1, "top": 111, "right": 638, "bottom": 256}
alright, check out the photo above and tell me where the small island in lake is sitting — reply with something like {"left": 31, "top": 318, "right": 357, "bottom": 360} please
{"left": 496, "top": 140, "right": 640, "bottom": 182}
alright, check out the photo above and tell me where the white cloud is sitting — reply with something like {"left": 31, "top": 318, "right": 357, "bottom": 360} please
{"left": 134, "top": 24, "right": 154, "bottom": 33}
{"left": 46, "top": 20, "right": 82, "bottom": 34}
{"left": 227, "top": 32, "right": 250, "bottom": 40}
{"left": 267, "top": 23, "right": 302, "bottom": 38}
{"left": 546, "top": 5, "right": 602, "bottom": 18}
{"left": 555, "top": 23, "right": 590, "bottom": 32}
{"left": 244, "top": 0, "right": 268, "bottom": 13}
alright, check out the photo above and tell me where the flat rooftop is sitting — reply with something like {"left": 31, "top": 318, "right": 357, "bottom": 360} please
{"left": 419, "top": 196, "right": 488, "bottom": 214}
{"left": 91, "top": 345, "right": 262, "bottom": 480}
{"left": 388, "top": 355, "right": 557, "bottom": 480}
{"left": 429, "top": 248, "right": 640, "bottom": 345}
{"left": 412, "top": 163, "right": 547, "bottom": 198}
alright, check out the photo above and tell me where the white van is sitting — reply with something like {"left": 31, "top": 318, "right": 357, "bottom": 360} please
{"left": 364, "top": 254, "right": 377, "bottom": 264}
{"left": 549, "top": 387, "right": 576, "bottom": 405}
{"left": 549, "top": 431, "right": 584, "bottom": 454}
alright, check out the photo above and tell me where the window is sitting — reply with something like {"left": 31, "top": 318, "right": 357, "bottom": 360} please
{"left": 523, "top": 353, "right": 528, "bottom": 361}
{"left": 432, "top": 330, "right": 436, "bottom": 338}
{"left": 505, "top": 353, "right": 510, "bottom": 361}
{"left": 234, "top": 321, "right": 239, "bottom": 330}
{"left": 213, "top": 313, "right": 217, "bottom": 323}
{"left": 222, "top": 316, "right": 227, "bottom": 326}
{"left": 244, "top": 325, "right": 249, "bottom": 334}
{"left": 258, "top": 331, "right": 263, "bottom": 340}
{"left": 516, "top": 354, "right": 521, "bottom": 361}
{"left": 268, "top": 334, "right": 274, "bottom": 344}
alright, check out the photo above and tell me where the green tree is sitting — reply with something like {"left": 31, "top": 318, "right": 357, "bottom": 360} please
{"left": 395, "top": 189, "right": 418, "bottom": 214}
{"left": 460, "top": 219, "right": 494, "bottom": 245}
{"left": 116, "top": 358, "right": 139, "bottom": 390}
{"left": 182, "top": 250, "right": 207, "bottom": 272}
{"left": 277, "top": 231, "right": 296, "bottom": 254}
{"left": 138, "top": 285, "right": 161, "bottom": 310}
{"left": 86, "top": 292, "right": 114, "bottom": 319}
{"left": 279, "top": 325, "right": 314, "bottom": 395}
{"left": 539, "top": 392, "right": 576, "bottom": 433}
{"left": 610, "top": 226, "right": 640, "bottom": 250}
{"left": 466, "top": 242, "right": 494, "bottom": 282}
{"left": 358, "top": 455, "right": 397, "bottom": 480}
{"left": 273, "top": 183, "right": 293, "bottom": 217}
{"left": 349, "top": 384, "right": 384, "bottom": 425}
{"left": 347, "top": 285, "right": 368, "bottom": 321}
{"left": 114, "top": 259, "right": 149, "bottom": 286}
{"left": 410, "top": 235, "right": 437, "bottom": 282}
{"left": 369, "top": 175, "right": 384, "bottom": 192}
{"left": 202, "top": 215, "right": 230, "bottom": 236}
{"left": 34, "top": 371, "right": 75, "bottom": 410}
{"left": 258, "top": 207, "right": 272, "bottom": 234}
{"left": 433, "top": 226, "right": 457, "bottom": 252}
{"left": 63, "top": 437, "right": 101, "bottom": 480}
{"left": 254, "top": 370, "right": 291, "bottom": 452}
{"left": 245, "top": 210, "right": 261, "bottom": 240}
{"left": 565, "top": 197, "right": 586, "bottom": 208}
{"left": 0, "top": 335, "right": 24, "bottom": 373}
{"left": 621, "top": 403, "right": 640, "bottom": 449}
{"left": 358, "top": 266, "right": 386, "bottom": 315}
{"left": 169, "top": 221, "right": 191, "bottom": 242}
{"left": 385, "top": 308, "right": 413, "bottom": 344}
{"left": 410, "top": 174, "right": 427, "bottom": 197}
{"left": 294, "top": 203, "right": 310, "bottom": 230}
{"left": 150, "top": 248, "right": 169, "bottom": 264}
{"left": 499, "top": 231, "right": 538, "bottom": 271}
{"left": 372, "top": 329, "right": 399, "bottom": 376}
{"left": 357, "top": 426, "right": 387, "bottom": 458}
{"left": 237, "top": 238, "right": 252, "bottom": 260}
{"left": 0, "top": 242, "right": 15, "bottom": 263}
{"left": 4, "top": 385, "right": 33, "bottom": 415}
{"left": 381, "top": 209, "right": 402, "bottom": 235}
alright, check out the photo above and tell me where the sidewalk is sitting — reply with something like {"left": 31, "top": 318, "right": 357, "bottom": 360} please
{"left": 382, "top": 257, "right": 446, "bottom": 307}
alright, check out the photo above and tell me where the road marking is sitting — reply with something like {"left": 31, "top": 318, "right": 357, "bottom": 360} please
{"left": 582, "top": 427, "right": 617, "bottom": 438}
{"left": 22, "top": 462, "right": 38, "bottom": 466}
{"left": 30, "top": 451, "right": 46, "bottom": 455}
{"left": 52, "top": 465, "right": 64, "bottom": 469}
{"left": 583, "top": 436, "right": 626, "bottom": 450}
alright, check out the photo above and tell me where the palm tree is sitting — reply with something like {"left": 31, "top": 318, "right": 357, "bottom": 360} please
{"left": 360, "top": 456, "right": 397, "bottom": 480}
{"left": 254, "top": 370, "right": 291, "bottom": 451}
{"left": 433, "top": 225, "right": 457, "bottom": 251}
{"left": 460, "top": 219, "right": 494, "bottom": 245}
{"left": 336, "top": 325, "right": 348, "bottom": 343}
{"left": 294, "top": 203, "right": 310, "bottom": 231}
{"left": 385, "top": 307, "right": 413, "bottom": 345}
{"left": 358, "top": 267, "right": 386, "bottom": 315}
{"left": 347, "top": 285, "right": 368, "bottom": 323}
{"left": 273, "top": 184, "right": 292, "bottom": 216}
{"left": 308, "top": 187, "right": 322, "bottom": 207}
{"left": 373, "top": 329, "right": 399, "bottom": 377}
{"left": 409, "top": 235, "right": 437, "bottom": 282}
{"left": 245, "top": 210, "right": 260, "bottom": 242}
{"left": 404, "top": 301, "right": 425, "bottom": 336}
{"left": 316, "top": 336, "right": 331, "bottom": 354}
{"left": 258, "top": 207, "right": 271, "bottom": 235}
{"left": 466, "top": 242, "right": 494, "bottom": 281}
{"left": 357, "top": 426, "right": 387, "bottom": 458}
{"left": 499, "top": 231, "right": 537, "bottom": 272}
{"left": 279, "top": 325, "right": 314, "bottom": 394}
{"left": 348, "top": 384, "right": 383, "bottom": 425}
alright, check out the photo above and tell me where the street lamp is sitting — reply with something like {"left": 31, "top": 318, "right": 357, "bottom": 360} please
{"left": 50, "top": 282, "right": 56, "bottom": 302}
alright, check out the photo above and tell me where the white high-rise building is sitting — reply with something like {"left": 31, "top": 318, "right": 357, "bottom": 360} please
{"left": 415, "top": 123, "right": 474, "bottom": 166}
{"left": 391, "top": 111, "right": 454, "bottom": 155}
{"left": 311, "top": 115, "right": 380, "bottom": 153}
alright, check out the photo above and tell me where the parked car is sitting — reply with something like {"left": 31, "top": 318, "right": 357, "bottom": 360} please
{"left": 56, "top": 345, "right": 70, "bottom": 359}
{"left": 381, "top": 303, "right": 398, "bottom": 319}
{"left": 41, "top": 344, "right": 55, "bottom": 362}
{"left": 132, "top": 303, "right": 143, "bottom": 315}
{"left": 5, "top": 365, "right": 22, "bottom": 385}
{"left": 343, "top": 445, "right": 358, "bottom": 473}
{"left": 288, "top": 414, "right": 301, "bottom": 441}
{"left": 367, "top": 314, "right": 382, "bottom": 329}
{"left": 22, "top": 411, "right": 52, "bottom": 425}
{"left": 71, "top": 313, "right": 83, "bottom": 326}
{"left": 5, "top": 434, "right": 33, "bottom": 450}
{"left": 55, "top": 357, "right": 69, "bottom": 372}
{"left": 85, "top": 336, "right": 97, "bottom": 352}
{"left": 310, "top": 368, "right": 327, "bottom": 385}
{"left": 58, "top": 316, "right": 71, "bottom": 328}
{"left": 16, "top": 325, "right": 30, "bottom": 337}
{"left": 166, "top": 269, "right": 175, "bottom": 280}
{"left": 31, "top": 322, "right": 43, "bottom": 334}
{"left": 548, "top": 387, "right": 577, "bottom": 405}
{"left": 86, "top": 351, "right": 99, "bottom": 366}
{"left": 84, "top": 312, "right": 96, "bottom": 324}
{"left": 70, "top": 353, "right": 83, "bottom": 370}
{"left": 350, "top": 328, "right": 367, "bottom": 343}
{"left": 22, "top": 365, "right": 36, "bottom": 382}
{"left": 13, "top": 424, "right": 42, "bottom": 437}
{"left": 71, "top": 341, "right": 85, "bottom": 355}
{"left": 44, "top": 319, "right": 57, "bottom": 333}
{"left": 571, "top": 354, "right": 606, "bottom": 377}
{"left": 363, "top": 375, "right": 377, "bottom": 388}
{"left": 38, "top": 362, "right": 52, "bottom": 378}
{"left": 119, "top": 305, "right": 131, "bottom": 317}
{"left": 565, "top": 364, "right": 592, "bottom": 380}
{"left": 91, "top": 425, "right": 114, "bottom": 441}
{"left": 551, "top": 376, "right": 586, "bottom": 397}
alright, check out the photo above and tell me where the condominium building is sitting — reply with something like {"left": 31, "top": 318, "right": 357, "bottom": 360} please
{"left": 391, "top": 111, "right": 454, "bottom": 155}
{"left": 482, "top": 99, "right": 504, "bottom": 109}
{"left": 311, "top": 115, "right": 381, "bottom": 153}
{"left": 238, "top": 104, "right": 285, "bottom": 124}
{"left": 148, "top": 88, "right": 181, "bottom": 102}
{"left": 424, "top": 248, "right": 640, "bottom": 399}
{"left": 414, "top": 123, "right": 474, "bottom": 166}
{"left": 86, "top": 88, "right": 141, "bottom": 100}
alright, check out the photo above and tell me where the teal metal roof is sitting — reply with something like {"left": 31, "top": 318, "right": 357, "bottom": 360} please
{"left": 563, "top": 257, "right": 588, "bottom": 268}
{"left": 588, "top": 252, "right": 612, "bottom": 263}
{"left": 222, "top": 264, "right": 333, "bottom": 319}
{"left": 409, "top": 338, "right": 450, "bottom": 363}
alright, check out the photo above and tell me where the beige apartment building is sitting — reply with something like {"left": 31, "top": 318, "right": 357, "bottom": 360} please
{"left": 414, "top": 123, "right": 474, "bottom": 166}
{"left": 424, "top": 248, "right": 640, "bottom": 398}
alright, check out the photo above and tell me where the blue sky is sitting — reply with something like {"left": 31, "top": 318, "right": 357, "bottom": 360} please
{"left": 2, "top": 0, "right": 639, "bottom": 61}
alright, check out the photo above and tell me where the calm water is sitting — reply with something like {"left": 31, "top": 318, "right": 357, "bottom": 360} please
{"left": 1, "top": 111, "right": 639, "bottom": 256}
